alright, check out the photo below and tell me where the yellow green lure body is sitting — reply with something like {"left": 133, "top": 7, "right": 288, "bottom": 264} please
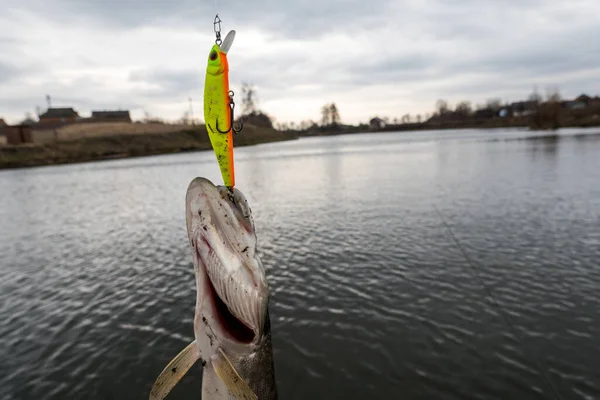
{"left": 204, "top": 30, "right": 237, "bottom": 188}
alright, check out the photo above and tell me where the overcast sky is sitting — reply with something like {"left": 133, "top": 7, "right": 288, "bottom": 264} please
{"left": 1, "top": 0, "right": 599, "bottom": 125}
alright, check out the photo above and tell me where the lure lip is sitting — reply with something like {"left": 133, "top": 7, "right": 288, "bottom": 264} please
{"left": 220, "top": 30, "right": 236, "bottom": 54}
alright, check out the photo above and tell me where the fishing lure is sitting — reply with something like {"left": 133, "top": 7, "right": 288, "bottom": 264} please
{"left": 204, "top": 15, "right": 242, "bottom": 190}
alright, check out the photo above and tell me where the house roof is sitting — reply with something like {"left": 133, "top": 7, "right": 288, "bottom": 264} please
{"left": 511, "top": 100, "right": 537, "bottom": 107}
{"left": 39, "top": 107, "right": 79, "bottom": 119}
{"left": 510, "top": 100, "right": 538, "bottom": 111}
{"left": 91, "top": 110, "right": 130, "bottom": 118}
{"left": 575, "top": 94, "right": 592, "bottom": 102}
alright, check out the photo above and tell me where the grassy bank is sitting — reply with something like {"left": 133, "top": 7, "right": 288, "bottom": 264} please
{"left": 0, "top": 124, "right": 297, "bottom": 170}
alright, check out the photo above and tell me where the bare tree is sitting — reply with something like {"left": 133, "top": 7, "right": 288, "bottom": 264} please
{"left": 436, "top": 99, "right": 449, "bottom": 116}
{"left": 21, "top": 112, "right": 35, "bottom": 125}
{"left": 455, "top": 101, "right": 472, "bottom": 117}
{"left": 329, "top": 103, "right": 340, "bottom": 125}
{"left": 546, "top": 88, "right": 561, "bottom": 103}
{"left": 241, "top": 82, "right": 258, "bottom": 115}
{"left": 321, "top": 104, "right": 331, "bottom": 126}
{"left": 416, "top": 114, "right": 422, "bottom": 123}
{"left": 180, "top": 110, "right": 190, "bottom": 125}
{"left": 528, "top": 85, "right": 542, "bottom": 104}
{"left": 486, "top": 98, "right": 502, "bottom": 112}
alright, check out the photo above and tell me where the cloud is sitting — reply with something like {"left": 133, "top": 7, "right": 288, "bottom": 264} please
{"left": 2, "top": 0, "right": 393, "bottom": 38}
{"left": 0, "top": 0, "right": 599, "bottom": 124}
{"left": 0, "top": 61, "right": 19, "bottom": 85}
{"left": 129, "top": 68, "right": 203, "bottom": 99}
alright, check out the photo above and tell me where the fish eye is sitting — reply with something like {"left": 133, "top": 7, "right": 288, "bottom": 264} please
{"left": 210, "top": 51, "right": 218, "bottom": 61}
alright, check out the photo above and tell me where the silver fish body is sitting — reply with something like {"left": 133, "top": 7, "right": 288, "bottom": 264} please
{"left": 150, "top": 177, "right": 277, "bottom": 400}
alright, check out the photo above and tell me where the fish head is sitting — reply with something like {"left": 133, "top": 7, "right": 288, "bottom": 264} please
{"left": 206, "top": 30, "right": 234, "bottom": 76}
{"left": 186, "top": 177, "right": 269, "bottom": 354}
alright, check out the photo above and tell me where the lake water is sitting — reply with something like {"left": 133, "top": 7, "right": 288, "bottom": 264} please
{"left": 1, "top": 128, "right": 600, "bottom": 400}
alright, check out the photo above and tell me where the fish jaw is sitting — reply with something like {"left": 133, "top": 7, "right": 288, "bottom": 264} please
{"left": 186, "top": 177, "right": 269, "bottom": 353}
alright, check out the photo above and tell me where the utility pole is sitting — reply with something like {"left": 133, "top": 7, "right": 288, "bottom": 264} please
{"left": 188, "top": 97, "right": 195, "bottom": 125}
{"left": 46, "top": 95, "right": 51, "bottom": 109}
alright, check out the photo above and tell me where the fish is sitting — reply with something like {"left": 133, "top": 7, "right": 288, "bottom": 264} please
{"left": 150, "top": 177, "right": 277, "bottom": 400}
{"left": 204, "top": 30, "right": 239, "bottom": 189}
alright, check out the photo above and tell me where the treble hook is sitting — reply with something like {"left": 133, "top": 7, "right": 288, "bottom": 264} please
{"left": 213, "top": 14, "right": 222, "bottom": 45}
{"left": 230, "top": 90, "right": 243, "bottom": 135}
{"left": 215, "top": 90, "right": 244, "bottom": 135}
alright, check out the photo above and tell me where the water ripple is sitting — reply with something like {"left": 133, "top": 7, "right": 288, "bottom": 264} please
{"left": 1, "top": 129, "right": 600, "bottom": 399}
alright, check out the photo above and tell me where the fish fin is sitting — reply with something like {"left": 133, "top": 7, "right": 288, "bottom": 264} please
{"left": 149, "top": 340, "right": 200, "bottom": 400}
{"left": 211, "top": 348, "right": 258, "bottom": 400}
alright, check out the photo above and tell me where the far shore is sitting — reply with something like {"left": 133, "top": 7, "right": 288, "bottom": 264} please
{"left": 293, "top": 114, "right": 600, "bottom": 137}
{"left": 0, "top": 124, "right": 298, "bottom": 170}
{"left": 2, "top": 118, "right": 600, "bottom": 170}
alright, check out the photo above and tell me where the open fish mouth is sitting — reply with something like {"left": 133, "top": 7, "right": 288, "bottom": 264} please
{"left": 196, "top": 242, "right": 257, "bottom": 344}
{"left": 186, "top": 177, "right": 269, "bottom": 346}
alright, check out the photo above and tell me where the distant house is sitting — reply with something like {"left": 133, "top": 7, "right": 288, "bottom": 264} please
{"left": 38, "top": 107, "right": 80, "bottom": 125}
{"left": 4, "top": 124, "right": 33, "bottom": 145}
{"left": 566, "top": 101, "right": 586, "bottom": 110}
{"left": 369, "top": 117, "right": 385, "bottom": 130}
{"left": 473, "top": 107, "right": 497, "bottom": 119}
{"left": 575, "top": 94, "right": 592, "bottom": 105}
{"left": 563, "top": 94, "right": 592, "bottom": 110}
{"left": 91, "top": 110, "right": 131, "bottom": 123}
{"left": 510, "top": 100, "right": 538, "bottom": 116}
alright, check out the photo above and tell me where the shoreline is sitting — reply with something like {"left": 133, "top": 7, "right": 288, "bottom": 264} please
{"left": 0, "top": 125, "right": 298, "bottom": 170}
{"left": 295, "top": 118, "right": 600, "bottom": 137}
{"left": 3, "top": 121, "right": 599, "bottom": 171}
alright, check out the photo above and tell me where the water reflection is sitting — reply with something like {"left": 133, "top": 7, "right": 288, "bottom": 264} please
{"left": 524, "top": 134, "right": 561, "bottom": 160}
